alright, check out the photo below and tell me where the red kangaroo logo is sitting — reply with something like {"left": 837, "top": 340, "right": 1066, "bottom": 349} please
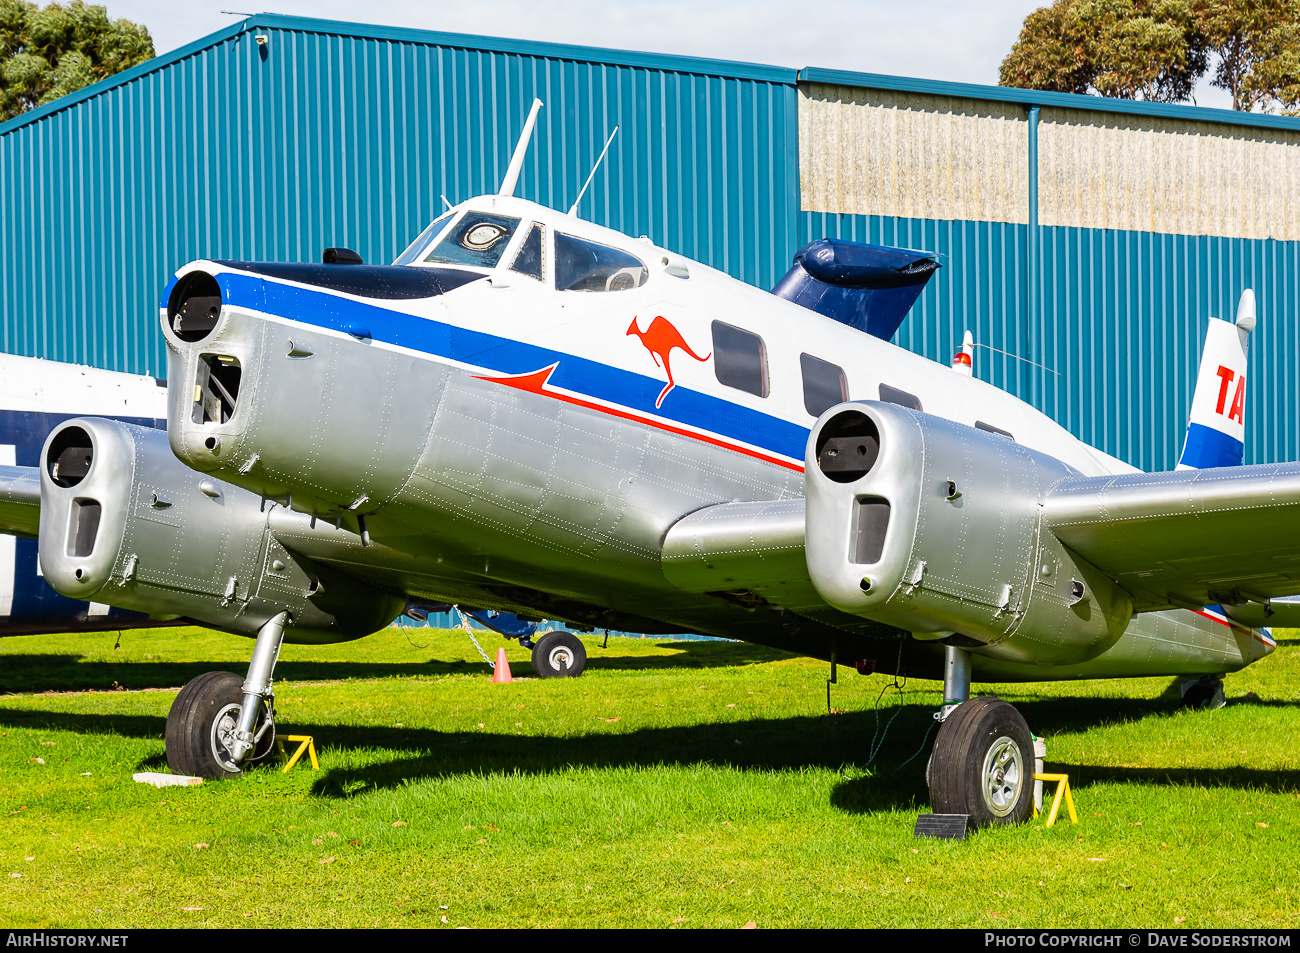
{"left": 626, "top": 315, "right": 711, "bottom": 408}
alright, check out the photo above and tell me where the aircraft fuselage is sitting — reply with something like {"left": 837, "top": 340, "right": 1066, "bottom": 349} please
{"left": 149, "top": 194, "right": 1272, "bottom": 681}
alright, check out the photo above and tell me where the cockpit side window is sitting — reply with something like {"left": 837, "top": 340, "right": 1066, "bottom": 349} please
{"left": 393, "top": 213, "right": 455, "bottom": 266}
{"left": 510, "top": 223, "right": 546, "bottom": 281}
{"left": 425, "top": 213, "right": 521, "bottom": 268}
{"left": 555, "top": 233, "right": 648, "bottom": 292}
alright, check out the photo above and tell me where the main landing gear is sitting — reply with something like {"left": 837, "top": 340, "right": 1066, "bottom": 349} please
{"left": 166, "top": 612, "right": 287, "bottom": 778}
{"left": 926, "top": 645, "right": 1035, "bottom": 828}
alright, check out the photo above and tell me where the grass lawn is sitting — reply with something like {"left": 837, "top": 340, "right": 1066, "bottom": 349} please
{"left": 1, "top": 624, "right": 1298, "bottom": 929}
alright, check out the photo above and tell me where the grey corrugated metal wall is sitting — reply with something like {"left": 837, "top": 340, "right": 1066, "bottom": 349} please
{"left": 3, "top": 16, "right": 1300, "bottom": 473}
{"left": 0, "top": 16, "right": 799, "bottom": 379}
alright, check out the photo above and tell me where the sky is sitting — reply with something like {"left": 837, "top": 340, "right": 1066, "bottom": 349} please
{"left": 106, "top": 0, "right": 1236, "bottom": 110}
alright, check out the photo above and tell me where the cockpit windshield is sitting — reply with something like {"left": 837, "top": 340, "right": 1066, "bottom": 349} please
{"left": 393, "top": 213, "right": 455, "bottom": 266}
{"left": 425, "top": 212, "right": 522, "bottom": 269}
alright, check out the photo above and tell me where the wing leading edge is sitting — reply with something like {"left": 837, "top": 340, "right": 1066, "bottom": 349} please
{"left": 1043, "top": 462, "right": 1300, "bottom": 612}
{"left": 662, "top": 461, "right": 1300, "bottom": 626}
{"left": 0, "top": 465, "right": 40, "bottom": 539}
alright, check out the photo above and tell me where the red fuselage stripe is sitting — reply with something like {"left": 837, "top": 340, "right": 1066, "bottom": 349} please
{"left": 1192, "top": 608, "right": 1263, "bottom": 640}
{"left": 474, "top": 365, "right": 805, "bottom": 473}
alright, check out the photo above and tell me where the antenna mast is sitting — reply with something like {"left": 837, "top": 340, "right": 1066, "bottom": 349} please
{"left": 499, "top": 98, "right": 544, "bottom": 197}
{"left": 568, "top": 125, "right": 620, "bottom": 216}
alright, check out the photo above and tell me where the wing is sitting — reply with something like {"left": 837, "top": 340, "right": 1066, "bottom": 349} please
{"left": 1043, "top": 462, "right": 1300, "bottom": 612}
{"left": 660, "top": 499, "right": 909, "bottom": 641}
{"left": 0, "top": 464, "right": 41, "bottom": 539}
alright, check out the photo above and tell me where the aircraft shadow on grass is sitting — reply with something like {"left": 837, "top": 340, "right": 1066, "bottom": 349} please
{"left": 4, "top": 691, "right": 1298, "bottom": 813}
{"left": 0, "top": 642, "right": 790, "bottom": 693}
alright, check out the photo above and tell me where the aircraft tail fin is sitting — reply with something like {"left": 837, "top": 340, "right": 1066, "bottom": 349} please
{"left": 1176, "top": 289, "right": 1254, "bottom": 470}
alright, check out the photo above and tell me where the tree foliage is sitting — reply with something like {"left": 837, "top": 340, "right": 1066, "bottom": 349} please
{"left": 0, "top": 0, "right": 153, "bottom": 122}
{"left": 1000, "top": 0, "right": 1300, "bottom": 112}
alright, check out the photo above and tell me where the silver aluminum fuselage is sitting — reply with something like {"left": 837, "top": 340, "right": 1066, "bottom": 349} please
{"left": 155, "top": 196, "right": 1274, "bottom": 681}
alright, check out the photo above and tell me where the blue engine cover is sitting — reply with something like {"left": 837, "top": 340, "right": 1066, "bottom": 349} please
{"left": 771, "top": 239, "right": 942, "bottom": 340}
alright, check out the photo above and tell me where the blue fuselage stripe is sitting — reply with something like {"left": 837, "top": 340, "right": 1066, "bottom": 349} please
{"left": 218, "top": 272, "right": 812, "bottom": 463}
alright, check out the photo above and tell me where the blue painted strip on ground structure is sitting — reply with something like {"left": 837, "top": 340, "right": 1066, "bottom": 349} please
{"left": 219, "top": 272, "right": 812, "bottom": 463}
{"left": 1179, "top": 421, "right": 1244, "bottom": 469}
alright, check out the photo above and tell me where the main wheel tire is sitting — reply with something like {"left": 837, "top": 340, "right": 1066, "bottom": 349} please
{"left": 531, "top": 631, "right": 586, "bottom": 678}
{"left": 928, "top": 696, "right": 1033, "bottom": 829}
{"left": 165, "top": 671, "right": 275, "bottom": 779}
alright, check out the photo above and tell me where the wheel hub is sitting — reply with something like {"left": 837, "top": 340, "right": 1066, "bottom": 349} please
{"left": 981, "top": 735, "right": 1024, "bottom": 817}
{"left": 210, "top": 702, "right": 244, "bottom": 774}
{"left": 548, "top": 646, "right": 573, "bottom": 671}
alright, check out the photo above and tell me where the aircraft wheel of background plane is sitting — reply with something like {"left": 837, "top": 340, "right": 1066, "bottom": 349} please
{"left": 1181, "top": 676, "right": 1227, "bottom": 711}
{"left": 927, "top": 697, "right": 1034, "bottom": 829}
{"left": 165, "top": 671, "right": 277, "bottom": 778}
{"left": 531, "top": 631, "right": 587, "bottom": 678}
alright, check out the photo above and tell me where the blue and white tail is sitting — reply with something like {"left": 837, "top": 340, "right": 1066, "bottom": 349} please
{"left": 1177, "top": 289, "right": 1254, "bottom": 470}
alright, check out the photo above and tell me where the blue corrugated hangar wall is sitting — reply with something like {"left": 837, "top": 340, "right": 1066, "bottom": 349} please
{"left": 0, "top": 14, "right": 1297, "bottom": 472}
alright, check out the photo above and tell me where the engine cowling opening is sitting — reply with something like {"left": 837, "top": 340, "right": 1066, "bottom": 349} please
{"left": 168, "top": 271, "right": 223, "bottom": 343}
{"left": 816, "top": 409, "right": 881, "bottom": 484}
{"left": 46, "top": 426, "right": 93, "bottom": 488}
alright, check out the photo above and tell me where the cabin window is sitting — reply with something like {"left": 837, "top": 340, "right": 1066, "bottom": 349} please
{"left": 554, "top": 233, "right": 648, "bottom": 291}
{"left": 393, "top": 213, "right": 455, "bottom": 265}
{"left": 712, "top": 321, "right": 768, "bottom": 398}
{"left": 879, "top": 383, "right": 922, "bottom": 411}
{"left": 976, "top": 421, "right": 1015, "bottom": 441}
{"left": 510, "top": 224, "right": 546, "bottom": 281}
{"left": 424, "top": 213, "right": 521, "bottom": 268}
{"left": 800, "top": 353, "right": 848, "bottom": 417}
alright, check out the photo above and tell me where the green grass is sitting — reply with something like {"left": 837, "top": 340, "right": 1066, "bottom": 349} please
{"left": 2, "top": 625, "right": 1299, "bottom": 928}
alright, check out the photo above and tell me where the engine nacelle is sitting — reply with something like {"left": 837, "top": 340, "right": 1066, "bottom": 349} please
{"left": 38, "top": 418, "right": 404, "bottom": 644}
{"left": 805, "top": 402, "right": 1132, "bottom": 665}
{"left": 159, "top": 263, "right": 444, "bottom": 518}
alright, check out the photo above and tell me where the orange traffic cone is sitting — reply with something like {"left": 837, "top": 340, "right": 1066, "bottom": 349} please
{"left": 492, "top": 647, "right": 513, "bottom": 684}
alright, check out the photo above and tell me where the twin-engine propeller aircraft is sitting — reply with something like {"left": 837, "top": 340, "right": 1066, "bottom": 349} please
{"left": 1, "top": 101, "right": 1295, "bottom": 827}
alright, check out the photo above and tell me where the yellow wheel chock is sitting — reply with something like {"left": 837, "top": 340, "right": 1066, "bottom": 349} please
{"left": 276, "top": 734, "right": 319, "bottom": 773}
{"left": 1032, "top": 773, "right": 1077, "bottom": 827}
